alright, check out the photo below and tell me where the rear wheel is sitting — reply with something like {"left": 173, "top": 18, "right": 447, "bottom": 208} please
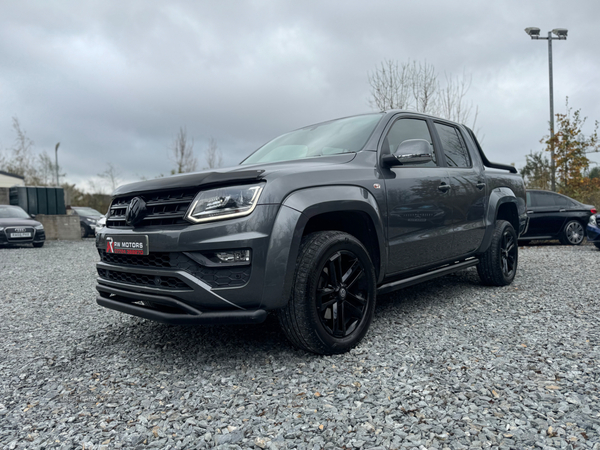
{"left": 477, "top": 220, "right": 518, "bottom": 286}
{"left": 278, "top": 231, "right": 376, "bottom": 355}
{"left": 559, "top": 220, "right": 584, "bottom": 245}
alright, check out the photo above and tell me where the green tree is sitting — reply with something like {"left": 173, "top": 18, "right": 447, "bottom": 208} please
{"left": 520, "top": 151, "right": 551, "bottom": 189}
{"left": 541, "top": 98, "right": 600, "bottom": 198}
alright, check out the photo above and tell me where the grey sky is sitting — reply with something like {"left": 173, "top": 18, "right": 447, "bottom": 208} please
{"left": 1, "top": 1, "right": 599, "bottom": 192}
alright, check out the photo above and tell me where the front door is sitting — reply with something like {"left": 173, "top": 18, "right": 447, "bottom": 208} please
{"left": 381, "top": 117, "right": 455, "bottom": 274}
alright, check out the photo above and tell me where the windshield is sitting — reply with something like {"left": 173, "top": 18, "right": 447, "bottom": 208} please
{"left": 241, "top": 113, "right": 384, "bottom": 165}
{"left": 0, "top": 205, "right": 31, "bottom": 219}
{"left": 73, "top": 207, "right": 103, "bottom": 217}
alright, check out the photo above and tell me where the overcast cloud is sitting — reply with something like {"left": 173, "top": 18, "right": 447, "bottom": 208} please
{"left": 1, "top": 0, "right": 599, "bottom": 192}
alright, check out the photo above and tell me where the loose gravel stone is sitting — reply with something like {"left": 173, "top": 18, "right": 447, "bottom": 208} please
{"left": 0, "top": 240, "right": 599, "bottom": 449}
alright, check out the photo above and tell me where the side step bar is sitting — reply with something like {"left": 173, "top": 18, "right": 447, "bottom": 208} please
{"left": 377, "top": 259, "right": 479, "bottom": 296}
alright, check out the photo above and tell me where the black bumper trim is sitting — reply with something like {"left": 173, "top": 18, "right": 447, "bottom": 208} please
{"left": 96, "top": 285, "right": 267, "bottom": 325}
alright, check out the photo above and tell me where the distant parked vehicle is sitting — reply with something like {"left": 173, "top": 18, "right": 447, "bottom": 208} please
{"left": 0, "top": 205, "right": 45, "bottom": 248}
{"left": 587, "top": 214, "right": 600, "bottom": 250}
{"left": 72, "top": 207, "right": 104, "bottom": 238}
{"left": 520, "top": 190, "right": 596, "bottom": 245}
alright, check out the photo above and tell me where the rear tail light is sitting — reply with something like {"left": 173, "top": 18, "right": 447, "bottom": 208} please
{"left": 592, "top": 208, "right": 597, "bottom": 215}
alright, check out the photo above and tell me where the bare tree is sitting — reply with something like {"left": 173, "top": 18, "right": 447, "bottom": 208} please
{"left": 0, "top": 117, "right": 35, "bottom": 180}
{"left": 204, "top": 137, "right": 223, "bottom": 169}
{"left": 98, "top": 162, "right": 122, "bottom": 192}
{"left": 169, "top": 127, "right": 197, "bottom": 174}
{"left": 368, "top": 59, "right": 479, "bottom": 130}
{"left": 368, "top": 59, "right": 412, "bottom": 111}
{"left": 410, "top": 60, "right": 438, "bottom": 114}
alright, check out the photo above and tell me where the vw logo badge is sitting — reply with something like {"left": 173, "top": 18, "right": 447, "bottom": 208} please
{"left": 125, "top": 197, "right": 147, "bottom": 227}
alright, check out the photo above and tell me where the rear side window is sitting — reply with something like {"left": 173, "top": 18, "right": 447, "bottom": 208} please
{"left": 435, "top": 123, "right": 471, "bottom": 168}
{"left": 531, "top": 192, "right": 556, "bottom": 207}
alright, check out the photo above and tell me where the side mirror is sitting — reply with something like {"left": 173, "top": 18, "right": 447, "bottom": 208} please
{"left": 382, "top": 139, "right": 433, "bottom": 167}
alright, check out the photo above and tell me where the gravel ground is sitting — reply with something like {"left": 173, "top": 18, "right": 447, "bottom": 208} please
{"left": 1, "top": 240, "right": 599, "bottom": 450}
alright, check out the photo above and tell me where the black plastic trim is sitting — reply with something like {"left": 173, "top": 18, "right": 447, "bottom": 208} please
{"left": 377, "top": 259, "right": 479, "bottom": 295}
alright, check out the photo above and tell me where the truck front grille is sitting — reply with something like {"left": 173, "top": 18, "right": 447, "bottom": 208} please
{"left": 98, "top": 250, "right": 251, "bottom": 289}
{"left": 106, "top": 188, "right": 197, "bottom": 228}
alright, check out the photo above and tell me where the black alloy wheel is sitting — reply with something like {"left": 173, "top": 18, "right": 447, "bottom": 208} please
{"left": 477, "top": 220, "right": 518, "bottom": 286}
{"left": 316, "top": 250, "right": 369, "bottom": 338}
{"left": 278, "top": 231, "right": 376, "bottom": 355}
{"left": 500, "top": 227, "right": 517, "bottom": 279}
{"left": 561, "top": 220, "right": 585, "bottom": 245}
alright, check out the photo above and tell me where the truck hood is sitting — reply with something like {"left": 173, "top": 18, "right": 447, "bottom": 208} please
{"left": 111, "top": 153, "right": 356, "bottom": 197}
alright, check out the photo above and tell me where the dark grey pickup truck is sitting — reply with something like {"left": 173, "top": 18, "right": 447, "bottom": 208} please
{"left": 95, "top": 111, "right": 528, "bottom": 354}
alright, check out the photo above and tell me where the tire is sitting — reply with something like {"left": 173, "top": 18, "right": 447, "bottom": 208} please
{"left": 81, "top": 225, "right": 87, "bottom": 239}
{"left": 559, "top": 220, "right": 585, "bottom": 245}
{"left": 32, "top": 242, "right": 44, "bottom": 248}
{"left": 477, "top": 220, "right": 518, "bottom": 286}
{"left": 594, "top": 243, "right": 600, "bottom": 250}
{"left": 278, "top": 231, "right": 377, "bottom": 355}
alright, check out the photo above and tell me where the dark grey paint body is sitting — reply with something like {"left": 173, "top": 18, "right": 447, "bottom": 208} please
{"left": 96, "top": 111, "right": 527, "bottom": 324}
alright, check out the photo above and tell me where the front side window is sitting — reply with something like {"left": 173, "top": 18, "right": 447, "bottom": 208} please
{"left": 383, "top": 118, "right": 436, "bottom": 167}
{"left": 435, "top": 123, "right": 471, "bottom": 168}
{"left": 242, "top": 113, "right": 384, "bottom": 165}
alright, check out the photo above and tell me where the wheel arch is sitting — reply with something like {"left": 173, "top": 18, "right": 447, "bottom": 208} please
{"left": 477, "top": 187, "right": 523, "bottom": 254}
{"left": 261, "top": 185, "right": 386, "bottom": 310}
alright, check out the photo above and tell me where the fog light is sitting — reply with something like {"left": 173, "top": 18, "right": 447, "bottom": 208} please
{"left": 215, "top": 250, "right": 251, "bottom": 263}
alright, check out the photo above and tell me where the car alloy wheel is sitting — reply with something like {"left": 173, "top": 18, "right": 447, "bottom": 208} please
{"left": 564, "top": 220, "right": 584, "bottom": 245}
{"left": 316, "top": 250, "right": 369, "bottom": 338}
{"left": 500, "top": 228, "right": 517, "bottom": 279}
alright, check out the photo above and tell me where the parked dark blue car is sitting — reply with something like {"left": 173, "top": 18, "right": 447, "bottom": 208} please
{"left": 587, "top": 214, "right": 600, "bottom": 250}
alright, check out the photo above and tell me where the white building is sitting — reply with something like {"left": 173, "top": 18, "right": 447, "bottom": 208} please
{"left": 0, "top": 171, "right": 25, "bottom": 188}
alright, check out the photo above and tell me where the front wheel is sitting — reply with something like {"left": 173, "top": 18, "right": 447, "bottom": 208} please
{"left": 477, "top": 220, "right": 518, "bottom": 286}
{"left": 559, "top": 220, "right": 585, "bottom": 245}
{"left": 278, "top": 231, "right": 377, "bottom": 355}
{"left": 594, "top": 243, "right": 600, "bottom": 250}
{"left": 80, "top": 225, "right": 87, "bottom": 239}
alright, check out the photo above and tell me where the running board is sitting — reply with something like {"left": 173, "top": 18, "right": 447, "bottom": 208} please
{"left": 377, "top": 259, "right": 479, "bottom": 295}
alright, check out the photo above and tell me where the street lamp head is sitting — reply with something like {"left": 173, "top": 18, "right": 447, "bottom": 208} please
{"left": 552, "top": 28, "right": 568, "bottom": 38}
{"left": 525, "top": 27, "right": 541, "bottom": 37}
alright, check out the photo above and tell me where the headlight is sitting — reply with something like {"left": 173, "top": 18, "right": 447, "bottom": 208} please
{"left": 590, "top": 215, "right": 597, "bottom": 226}
{"left": 34, "top": 224, "right": 44, "bottom": 230}
{"left": 85, "top": 217, "right": 97, "bottom": 224}
{"left": 185, "top": 184, "right": 264, "bottom": 223}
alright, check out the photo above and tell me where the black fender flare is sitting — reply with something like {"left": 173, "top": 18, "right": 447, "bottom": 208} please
{"left": 261, "top": 185, "right": 386, "bottom": 310}
{"left": 477, "top": 186, "right": 527, "bottom": 254}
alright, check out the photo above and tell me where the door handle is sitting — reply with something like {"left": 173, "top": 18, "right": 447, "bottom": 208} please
{"left": 476, "top": 181, "right": 486, "bottom": 190}
{"left": 438, "top": 183, "right": 451, "bottom": 193}
{"left": 527, "top": 210, "right": 533, "bottom": 214}
{"left": 559, "top": 209, "right": 566, "bottom": 212}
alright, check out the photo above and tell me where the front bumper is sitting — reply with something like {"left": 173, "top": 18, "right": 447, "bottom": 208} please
{"left": 95, "top": 204, "right": 278, "bottom": 324}
{"left": 0, "top": 227, "right": 45, "bottom": 245}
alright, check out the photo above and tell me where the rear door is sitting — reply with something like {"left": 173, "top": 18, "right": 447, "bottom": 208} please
{"left": 433, "top": 121, "right": 486, "bottom": 256}
{"left": 525, "top": 191, "right": 566, "bottom": 236}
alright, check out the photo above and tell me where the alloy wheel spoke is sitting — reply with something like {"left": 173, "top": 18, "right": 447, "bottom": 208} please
{"left": 345, "top": 301, "right": 364, "bottom": 319}
{"left": 347, "top": 291, "right": 367, "bottom": 304}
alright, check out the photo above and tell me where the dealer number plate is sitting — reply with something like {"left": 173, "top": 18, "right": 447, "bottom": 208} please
{"left": 10, "top": 232, "right": 32, "bottom": 238}
{"left": 105, "top": 235, "right": 149, "bottom": 255}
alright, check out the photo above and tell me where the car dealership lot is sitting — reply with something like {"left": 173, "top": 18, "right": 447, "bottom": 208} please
{"left": 1, "top": 241, "right": 599, "bottom": 449}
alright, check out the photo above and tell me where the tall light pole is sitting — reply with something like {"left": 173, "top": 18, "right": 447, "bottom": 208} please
{"left": 54, "top": 142, "right": 60, "bottom": 186}
{"left": 525, "top": 27, "right": 568, "bottom": 192}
